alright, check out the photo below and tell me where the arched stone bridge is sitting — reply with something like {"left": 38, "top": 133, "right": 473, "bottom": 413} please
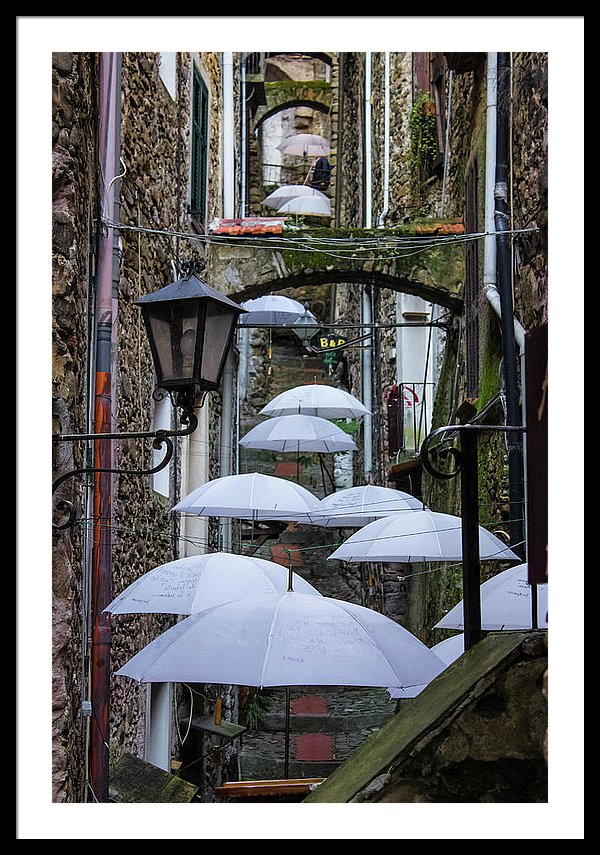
{"left": 206, "top": 226, "right": 465, "bottom": 312}
{"left": 252, "top": 81, "right": 333, "bottom": 131}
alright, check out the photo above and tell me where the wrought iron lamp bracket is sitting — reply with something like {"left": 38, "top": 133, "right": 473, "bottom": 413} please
{"left": 420, "top": 423, "right": 526, "bottom": 481}
{"left": 52, "top": 389, "right": 200, "bottom": 531}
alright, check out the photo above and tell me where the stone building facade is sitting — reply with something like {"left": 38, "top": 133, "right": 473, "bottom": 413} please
{"left": 52, "top": 50, "right": 237, "bottom": 802}
{"left": 51, "top": 49, "right": 548, "bottom": 804}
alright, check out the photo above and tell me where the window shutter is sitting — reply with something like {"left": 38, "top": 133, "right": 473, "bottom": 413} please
{"left": 191, "top": 68, "right": 208, "bottom": 222}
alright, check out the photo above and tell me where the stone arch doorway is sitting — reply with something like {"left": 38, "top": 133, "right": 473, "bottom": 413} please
{"left": 248, "top": 54, "right": 334, "bottom": 216}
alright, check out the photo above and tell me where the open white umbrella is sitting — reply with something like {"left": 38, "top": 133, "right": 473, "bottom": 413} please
{"left": 239, "top": 414, "right": 357, "bottom": 454}
{"left": 434, "top": 564, "right": 548, "bottom": 631}
{"left": 327, "top": 509, "right": 521, "bottom": 563}
{"left": 309, "top": 484, "right": 423, "bottom": 528}
{"left": 277, "top": 134, "right": 330, "bottom": 158}
{"left": 237, "top": 295, "right": 313, "bottom": 327}
{"left": 115, "top": 590, "right": 446, "bottom": 691}
{"left": 171, "top": 472, "right": 321, "bottom": 522}
{"left": 103, "top": 551, "right": 322, "bottom": 616}
{"left": 260, "top": 383, "right": 370, "bottom": 420}
{"left": 387, "top": 634, "right": 464, "bottom": 699}
{"left": 277, "top": 195, "right": 331, "bottom": 217}
{"left": 263, "top": 185, "right": 328, "bottom": 210}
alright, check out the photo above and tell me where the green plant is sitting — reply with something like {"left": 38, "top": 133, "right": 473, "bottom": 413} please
{"left": 331, "top": 418, "right": 360, "bottom": 435}
{"left": 409, "top": 93, "right": 439, "bottom": 207}
{"left": 242, "top": 687, "right": 274, "bottom": 731}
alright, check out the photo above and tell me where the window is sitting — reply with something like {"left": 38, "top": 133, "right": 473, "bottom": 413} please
{"left": 190, "top": 66, "right": 209, "bottom": 225}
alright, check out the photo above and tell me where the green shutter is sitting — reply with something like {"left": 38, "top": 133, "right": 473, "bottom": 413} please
{"left": 191, "top": 67, "right": 208, "bottom": 222}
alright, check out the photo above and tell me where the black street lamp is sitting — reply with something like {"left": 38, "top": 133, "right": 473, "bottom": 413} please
{"left": 136, "top": 260, "right": 246, "bottom": 403}
{"left": 52, "top": 260, "right": 246, "bottom": 530}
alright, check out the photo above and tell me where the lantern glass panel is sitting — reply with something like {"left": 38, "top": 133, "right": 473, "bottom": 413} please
{"left": 200, "top": 302, "right": 237, "bottom": 387}
{"left": 145, "top": 302, "right": 201, "bottom": 386}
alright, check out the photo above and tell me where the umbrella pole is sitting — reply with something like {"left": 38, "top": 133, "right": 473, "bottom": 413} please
{"left": 460, "top": 426, "right": 483, "bottom": 650}
{"left": 284, "top": 686, "right": 291, "bottom": 779}
{"left": 531, "top": 582, "right": 539, "bottom": 629}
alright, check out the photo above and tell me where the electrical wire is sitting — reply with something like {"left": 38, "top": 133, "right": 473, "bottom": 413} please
{"left": 100, "top": 216, "right": 539, "bottom": 264}
{"left": 174, "top": 683, "right": 194, "bottom": 746}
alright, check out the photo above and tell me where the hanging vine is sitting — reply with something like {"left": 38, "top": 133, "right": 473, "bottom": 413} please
{"left": 409, "top": 93, "right": 439, "bottom": 212}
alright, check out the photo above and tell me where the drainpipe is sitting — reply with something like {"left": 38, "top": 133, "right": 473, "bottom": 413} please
{"left": 90, "top": 51, "right": 121, "bottom": 803}
{"left": 493, "top": 52, "right": 525, "bottom": 560}
{"left": 219, "top": 353, "right": 234, "bottom": 550}
{"left": 364, "top": 52, "right": 372, "bottom": 228}
{"left": 362, "top": 53, "right": 373, "bottom": 478}
{"left": 222, "top": 52, "right": 235, "bottom": 218}
{"left": 240, "top": 53, "right": 247, "bottom": 218}
{"left": 377, "top": 51, "right": 390, "bottom": 227}
{"left": 222, "top": 51, "right": 237, "bottom": 521}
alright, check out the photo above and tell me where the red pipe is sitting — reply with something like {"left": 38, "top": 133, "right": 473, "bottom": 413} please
{"left": 89, "top": 52, "right": 120, "bottom": 803}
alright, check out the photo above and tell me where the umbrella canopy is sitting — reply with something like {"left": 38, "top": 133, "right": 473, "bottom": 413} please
{"left": 103, "top": 551, "right": 322, "bottom": 616}
{"left": 171, "top": 472, "right": 321, "bottom": 522}
{"left": 263, "top": 185, "right": 328, "bottom": 210}
{"left": 115, "top": 591, "right": 447, "bottom": 691}
{"left": 387, "top": 634, "right": 464, "bottom": 699}
{"left": 327, "top": 509, "right": 521, "bottom": 563}
{"left": 239, "top": 414, "right": 357, "bottom": 454}
{"left": 277, "top": 134, "right": 330, "bottom": 157}
{"left": 434, "top": 564, "right": 548, "bottom": 631}
{"left": 260, "top": 384, "right": 370, "bottom": 420}
{"left": 276, "top": 195, "right": 331, "bottom": 217}
{"left": 309, "top": 484, "right": 423, "bottom": 528}
{"left": 237, "top": 295, "right": 313, "bottom": 327}
{"left": 431, "top": 633, "right": 465, "bottom": 665}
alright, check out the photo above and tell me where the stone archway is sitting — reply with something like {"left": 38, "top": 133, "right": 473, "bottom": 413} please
{"left": 207, "top": 228, "right": 464, "bottom": 312}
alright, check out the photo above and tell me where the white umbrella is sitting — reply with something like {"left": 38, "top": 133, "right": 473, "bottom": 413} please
{"left": 277, "top": 134, "right": 330, "bottom": 158}
{"left": 308, "top": 484, "right": 423, "bottom": 528}
{"left": 387, "top": 634, "right": 464, "bottom": 699}
{"left": 431, "top": 633, "right": 465, "bottom": 665}
{"left": 263, "top": 185, "right": 328, "bottom": 210}
{"left": 237, "top": 295, "right": 313, "bottom": 327}
{"left": 327, "top": 509, "right": 521, "bottom": 563}
{"left": 239, "top": 414, "right": 357, "bottom": 454}
{"left": 277, "top": 195, "right": 331, "bottom": 217}
{"left": 103, "top": 551, "right": 322, "bottom": 616}
{"left": 434, "top": 564, "right": 548, "bottom": 631}
{"left": 260, "top": 383, "right": 370, "bottom": 420}
{"left": 171, "top": 472, "right": 321, "bottom": 522}
{"left": 115, "top": 591, "right": 446, "bottom": 692}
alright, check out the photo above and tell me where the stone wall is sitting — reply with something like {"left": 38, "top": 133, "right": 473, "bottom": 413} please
{"left": 52, "top": 50, "right": 230, "bottom": 801}
{"left": 52, "top": 51, "right": 98, "bottom": 803}
{"left": 353, "top": 634, "right": 548, "bottom": 803}
{"left": 305, "top": 631, "right": 548, "bottom": 804}
{"left": 510, "top": 53, "right": 548, "bottom": 329}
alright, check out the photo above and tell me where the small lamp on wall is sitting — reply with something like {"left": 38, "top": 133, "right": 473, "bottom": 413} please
{"left": 52, "top": 259, "right": 246, "bottom": 530}
{"left": 136, "top": 260, "right": 247, "bottom": 409}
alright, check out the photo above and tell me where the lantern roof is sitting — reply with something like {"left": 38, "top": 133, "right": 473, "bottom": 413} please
{"left": 135, "top": 269, "right": 246, "bottom": 314}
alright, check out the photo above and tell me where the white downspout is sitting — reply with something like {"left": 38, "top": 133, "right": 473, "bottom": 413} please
{"left": 363, "top": 52, "right": 373, "bottom": 478}
{"left": 219, "top": 353, "right": 234, "bottom": 550}
{"left": 222, "top": 52, "right": 235, "bottom": 218}
{"left": 240, "top": 53, "right": 247, "bottom": 218}
{"left": 482, "top": 52, "right": 527, "bottom": 554}
{"left": 219, "top": 52, "right": 236, "bottom": 549}
{"left": 483, "top": 52, "right": 525, "bottom": 356}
